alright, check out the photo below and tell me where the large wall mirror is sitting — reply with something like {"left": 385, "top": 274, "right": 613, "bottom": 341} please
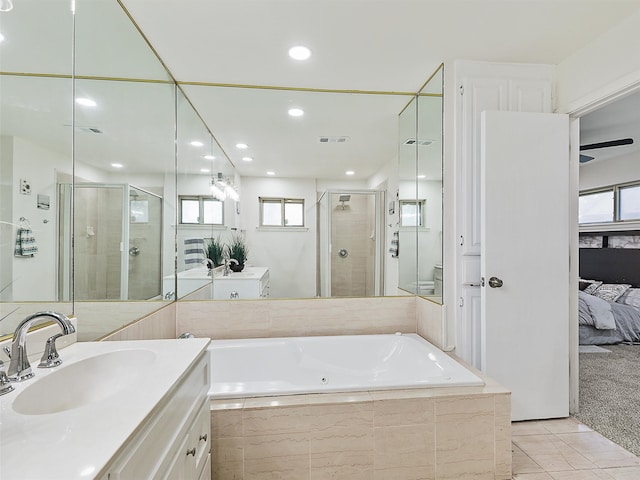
{"left": 1, "top": 0, "right": 444, "bottom": 343}
{"left": 397, "top": 65, "right": 444, "bottom": 304}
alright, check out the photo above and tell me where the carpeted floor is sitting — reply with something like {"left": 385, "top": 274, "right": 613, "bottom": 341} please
{"left": 576, "top": 344, "right": 640, "bottom": 456}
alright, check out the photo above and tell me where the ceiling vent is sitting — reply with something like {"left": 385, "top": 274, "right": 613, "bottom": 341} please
{"left": 65, "top": 124, "right": 104, "bottom": 134}
{"left": 403, "top": 138, "right": 433, "bottom": 146}
{"left": 319, "top": 136, "right": 349, "bottom": 143}
{"left": 77, "top": 127, "right": 103, "bottom": 134}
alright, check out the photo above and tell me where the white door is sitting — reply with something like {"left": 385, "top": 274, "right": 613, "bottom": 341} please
{"left": 481, "top": 110, "right": 570, "bottom": 421}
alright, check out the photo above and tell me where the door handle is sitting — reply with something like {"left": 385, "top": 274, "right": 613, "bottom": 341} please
{"left": 488, "top": 276, "right": 503, "bottom": 288}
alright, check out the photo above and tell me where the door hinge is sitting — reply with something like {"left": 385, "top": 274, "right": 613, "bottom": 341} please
{"left": 459, "top": 297, "right": 464, "bottom": 307}
{"left": 460, "top": 85, "right": 464, "bottom": 96}
{"left": 459, "top": 235, "right": 464, "bottom": 246}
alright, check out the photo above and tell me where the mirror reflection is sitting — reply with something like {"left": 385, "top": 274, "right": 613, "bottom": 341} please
{"left": 0, "top": 0, "right": 74, "bottom": 337}
{"left": 397, "top": 66, "right": 443, "bottom": 303}
{"left": 1, "top": 0, "right": 444, "bottom": 341}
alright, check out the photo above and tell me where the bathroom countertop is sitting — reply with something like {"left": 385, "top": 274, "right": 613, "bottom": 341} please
{"left": 0, "top": 338, "right": 210, "bottom": 480}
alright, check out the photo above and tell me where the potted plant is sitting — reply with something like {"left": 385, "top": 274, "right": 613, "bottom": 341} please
{"left": 227, "top": 234, "right": 248, "bottom": 272}
{"left": 205, "top": 236, "right": 226, "bottom": 268}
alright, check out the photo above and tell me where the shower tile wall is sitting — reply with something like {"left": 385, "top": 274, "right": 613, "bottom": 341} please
{"left": 74, "top": 187, "right": 123, "bottom": 299}
{"left": 331, "top": 194, "right": 375, "bottom": 297}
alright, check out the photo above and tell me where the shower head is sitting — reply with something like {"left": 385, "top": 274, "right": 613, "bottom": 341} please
{"left": 339, "top": 195, "right": 350, "bottom": 202}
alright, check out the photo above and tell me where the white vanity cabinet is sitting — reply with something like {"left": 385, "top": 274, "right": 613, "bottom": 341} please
{"left": 212, "top": 266, "right": 270, "bottom": 300}
{"left": 99, "top": 351, "right": 211, "bottom": 480}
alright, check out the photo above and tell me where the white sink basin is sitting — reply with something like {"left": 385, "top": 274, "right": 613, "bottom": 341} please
{"left": 12, "top": 349, "right": 156, "bottom": 415}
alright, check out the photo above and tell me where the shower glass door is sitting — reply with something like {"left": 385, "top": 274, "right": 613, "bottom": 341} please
{"left": 328, "top": 191, "right": 384, "bottom": 297}
{"left": 127, "top": 186, "right": 162, "bottom": 300}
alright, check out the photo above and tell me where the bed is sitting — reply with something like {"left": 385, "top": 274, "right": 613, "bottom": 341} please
{"left": 578, "top": 231, "right": 640, "bottom": 345}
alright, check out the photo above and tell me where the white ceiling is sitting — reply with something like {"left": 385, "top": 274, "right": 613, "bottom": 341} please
{"left": 118, "top": 0, "right": 640, "bottom": 177}
{"left": 2, "top": 0, "right": 640, "bottom": 178}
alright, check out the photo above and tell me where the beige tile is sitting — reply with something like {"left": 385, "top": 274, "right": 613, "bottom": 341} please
{"left": 513, "top": 434, "right": 577, "bottom": 457}
{"left": 495, "top": 395, "right": 512, "bottom": 478}
{"left": 243, "top": 432, "right": 309, "bottom": 459}
{"left": 513, "top": 421, "right": 554, "bottom": 436}
{"left": 601, "top": 466, "right": 640, "bottom": 479}
{"left": 434, "top": 396, "right": 495, "bottom": 479}
{"left": 556, "top": 432, "right": 640, "bottom": 468}
{"left": 528, "top": 452, "right": 596, "bottom": 472}
{"left": 373, "top": 397, "right": 434, "bottom": 427}
{"left": 244, "top": 456, "right": 309, "bottom": 480}
{"left": 374, "top": 425, "right": 436, "bottom": 480}
{"left": 212, "top": 461, "right": 243, "bottom": 480}
{"left": 243, "top": 405, "right": 315, "bottom": 436}
{"left": 513, "top": 474, "right": 555, "bottom": 480}
{"left": 242, "top": 392, "right": 371, "bottom": 409}
{"left": 211, "top": 437, "right": 243, "bottom": 464}
{"left": 541, "top": 417, "right": 593, "bottom": 434}
{"left": 310, "top": 452, "right": 374, "bottom": 480}
{"left": 548, "top": 470, "right": 615, "bottom": 480}
{"left": 309, "top": 402, "right": 373, "bottom": 431}
{"left": 513, "top": 444, "right": 545, "bottom": 474}
{"left": 311, "top": 426, "right": 374, "bottom": 454}
{"left": 212, "top": 409, "right": 243, "bottom": 438}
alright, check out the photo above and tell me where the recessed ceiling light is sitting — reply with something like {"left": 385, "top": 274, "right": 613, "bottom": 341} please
{"left": 289, "top": 45, "right": 311, "bottom": 61}
{"left": 203, "top": 155, "right": 216, "bottom": 160}
{"left": 288, "top": 108, "right": 304, "bottom": 117}
{"left": 417, "top": 175, "right": 426, "bottom": 179}
{"left": 235, "top": 143, "right": 248, "bottom": 149}
{"left": 190, "top": 141, "right": 204, "bottom": 147}
{"left": 242, "top": 157, "right": 253, "bottom": 162}
{"left": 345, "top": 170, "right": 355, "bottom": 176}
{"left": 0, "top": 0, "right": 13, "bottom": 12}
{"left": 75, "top": 97, "right": 97, "bottom": 107}
{"left": 200, "top": 168, "right": 210, "bottom": 173}
{"left": 266, "top": 171, "right": 275, "bottom": 176}
{"left": 111, "top": 163, "right": 123, "bottom": 168}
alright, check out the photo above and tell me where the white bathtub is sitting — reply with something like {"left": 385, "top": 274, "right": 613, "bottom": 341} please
{"left": 208, "top": 333, "right": 484, "bottom": 399}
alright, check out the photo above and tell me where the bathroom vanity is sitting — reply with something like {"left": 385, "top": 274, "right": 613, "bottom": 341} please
{"left": 212, "top": 266, "right": 270, "bottom": 300}
{"left": 0, "top": 338, "right": 211, "bottom": 480}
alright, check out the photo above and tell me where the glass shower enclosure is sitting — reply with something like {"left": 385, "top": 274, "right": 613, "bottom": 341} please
{"left": 58, "top": 183, "right": 162, "bottom": 301}
{"left": 317, "top": 190, "right": 385, "bottom": 297}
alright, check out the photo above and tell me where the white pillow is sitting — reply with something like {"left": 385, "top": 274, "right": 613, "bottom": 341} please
{"left": 581, "top": 279, "right": 602, "bottom": 295}
{"left": 593, "top": 283, "right": 631, "bottom": 303}
{"left": 617, "top": 288, "right": 640, "bottom": 308}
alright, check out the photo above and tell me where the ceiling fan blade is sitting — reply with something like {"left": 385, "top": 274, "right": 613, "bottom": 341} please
{"left": 579, "top": 154, "right": 595, "bottom": 163}
{"left": 580, "top": 138, "right": 634, "bottom": 151}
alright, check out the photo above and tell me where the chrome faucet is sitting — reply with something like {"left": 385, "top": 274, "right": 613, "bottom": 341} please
{"left": 0, "top": 359, "right": 14, "bottom": 395}
{"left": 7, "top": 311, "right": 75, "bottom": 382}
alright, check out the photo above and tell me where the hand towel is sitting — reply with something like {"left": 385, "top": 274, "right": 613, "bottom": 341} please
{"left": 14, "top": 227, "right": 38, "bottom": 257}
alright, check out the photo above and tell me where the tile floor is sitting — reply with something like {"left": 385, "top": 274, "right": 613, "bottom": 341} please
{"left": 512, "top": 417, "right": 640, "bottom": 479}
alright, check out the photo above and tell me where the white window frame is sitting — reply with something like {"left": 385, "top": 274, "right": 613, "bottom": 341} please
{"left": 579, "top": 181, "right": 640, "bottom": 225}
{"left": 179, "top": 196, "right": 224, "bottom": 225}
{"left": 259, "top": 197, "right": 305, "bottom": 227}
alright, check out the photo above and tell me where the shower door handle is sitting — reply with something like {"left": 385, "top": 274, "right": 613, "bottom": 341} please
{"left": 338, "top": 249, "right": 348, "bottom": 258}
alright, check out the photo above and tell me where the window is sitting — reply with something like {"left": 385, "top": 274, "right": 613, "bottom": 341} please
{"left": 179, "top": 196, "right": 223, "bottom": 225}
{"left": 619, "top": 184, "right": 640, "bottom": 221}
{"left": 579, "top": 190, "right": 614, "bottom": 224}
{"left": 399, "top": 200, "right": 425, "bottom": 227}
{"left": 579, "top": 182, "right": 640, "bottom": 224}
{"left": 259, "top": 197, "right": 304, "bottom": 227}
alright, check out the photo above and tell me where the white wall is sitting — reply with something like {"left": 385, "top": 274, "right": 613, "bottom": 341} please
{"left": 240, "top": 176, "right": 317, "bottom": 299}
{"left": 10, "top": 137, "right": 71, "bottom": 301}
{"left": 579, "top": 153, "right": 640, "bottom": 191}
{"left": 557, "top": 10, "right": 640, "bottom": 113}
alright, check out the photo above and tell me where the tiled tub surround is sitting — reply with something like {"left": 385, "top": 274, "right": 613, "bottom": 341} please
{"left": 210, "top": 372, "right": 511, "bottom": 480}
